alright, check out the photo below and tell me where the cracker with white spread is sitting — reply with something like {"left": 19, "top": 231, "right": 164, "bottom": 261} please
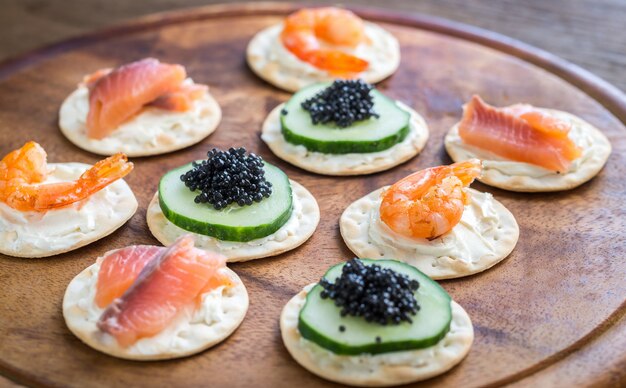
{"left": 147, "top": 180, "right": 320, "bottom": 262}
{"left": 281, "top": 284, "right": 473, "bottom": 387}
{"left": 247, "top": 23, "right": 400, "bottom": 92}
{"left": 0, "top": 163, "right": 137, "bottom": 258}
{"left": 445, "top": 109, "right": 612, "bottom": 192}
{"left": 63, "top": 260, "right": 248, "bottom": 361}
{"left": 59, "top": 80, "right": 221, "bottom": 157}
{"left": 262, "top": 102, "right": 429, "bottom": 175}
{"left": 340, "top": 188, "right": 519, "bottom": 279}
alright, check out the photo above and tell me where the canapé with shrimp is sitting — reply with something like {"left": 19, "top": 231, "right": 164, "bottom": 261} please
{"left": 340, "top": 160, "right": 519, "bottom": 279}
{"left": 0, "top": 141, "right": 137, "bottom": 258}
{"left": 247, "top": 7, "right": 400, "bottom": 92}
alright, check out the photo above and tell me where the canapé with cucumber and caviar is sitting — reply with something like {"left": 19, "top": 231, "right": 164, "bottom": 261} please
{"left": 281, "top": 258, "right": 474, "bottom": 386}
{"left": 158, "top": 147, "right": 293, "bottom": 242}
{"left": 301, "top": 259, "right": 452, "bottom": 354}
{"left": 281, "top": 80, "right": 410, "bottom": 153}
{"left": 262, "top": 79, "right": 429, "bottom": 175}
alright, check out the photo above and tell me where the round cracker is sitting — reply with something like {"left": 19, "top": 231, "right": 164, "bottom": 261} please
{"left": 280, "top": 284, "right": 473, "bottom": 387}
{"left": 340, "top": 188, "right": 519, "bottom": 280}
{"left": 63, "top": 260, "right": 248, "bottom": 361}
{"left": 146, "top": 180, "right": 320, "bottom": 262}
{"left": 59, "top": 84, "right": 221, "bottom": 157}
{"left": 261, "top": 102, "right": 429, "bottom": 176}
{"left": 444, "top": 109, "right": 612, "bottom": 192}
{"left": 247, "top": 23, "right": 400, "bottom": 92}
{"left": 0, "top": 163, "right": 137, "bottom": 258}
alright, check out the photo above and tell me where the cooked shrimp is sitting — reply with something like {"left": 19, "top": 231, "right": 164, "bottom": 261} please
{"left": 280, "top": 7, "right": 369, "bottom": 75}
{"left": 379, "top": 159, "right": 482, "bottom": 240}
{"left": 0, "top": 141, "right": 133, "bottom": 212}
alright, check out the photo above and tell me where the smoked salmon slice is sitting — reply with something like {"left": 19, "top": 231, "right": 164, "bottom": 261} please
{"left": 503, "top": 104, "right": 571, "bottom": 138}
{"left": 148, "top": 83, "right": 208, "bottom": 112}
{"left": 86, "top": 58, "right": 186, "bottom": 139}
{"left": 458, "top": 95, "right": 582, "bottom": 172}
{"left": 96, "top": 236, "right": 229, "bottom": 347}
{"left": 82, "top": 68, "right": 113, "bottom": 88}
{"left": 95, "top": 245, "right": 165, "bottom": 308}
{"left": 83, "top": 67, "right": 206, "bottom": 113}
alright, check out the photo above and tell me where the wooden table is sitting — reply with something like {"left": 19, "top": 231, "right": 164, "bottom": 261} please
{"left": 0, "top": 0, "right": 626, "bottom": 386}
{"left": 1, "top": 0, "right": 625, "bottom": 93}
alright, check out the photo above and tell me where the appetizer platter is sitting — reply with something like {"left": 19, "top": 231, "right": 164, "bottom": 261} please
{"left": 0, "top": 2, "right": 625, "bottom": 387}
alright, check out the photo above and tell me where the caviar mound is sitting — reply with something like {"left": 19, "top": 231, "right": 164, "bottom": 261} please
{"left": 298, "top": 259, "right": 452, "bottom": 355}
{"left": 280, "top": 83, "right": 410, "bottom": 154}
{"left": 300, "top": 80, "right": 379, "bottom": 128}
{"left": 181, "top": 147, "right": 272, "bottom": 210}
{"left": 320, "top": 258, "right": 420, "bottom": 326}
{"left": 159, "top": 162, "right": 293, "bottom": 242}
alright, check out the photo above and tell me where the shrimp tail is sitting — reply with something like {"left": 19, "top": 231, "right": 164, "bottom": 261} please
{"left": 76, "top": 153, "right": 134, "bottom": 195}
{"left": 301, "top": 49, "right": 369, "bottom": 75}
{"left": 34, "top": 153, "right": 133, "bottom": 210}
{"left": 448, "top": 159, "right": 483, "bottom": 186}
{"left": 2, "top": 152, "right": 133, "bottom": 212}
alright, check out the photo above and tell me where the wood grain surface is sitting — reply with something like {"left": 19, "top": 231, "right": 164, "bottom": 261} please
{"left": 0, "top": 3, "right": 625, "bottom": 387}
{"left": 1, "top": 0, "right": 625, "bottom": 93}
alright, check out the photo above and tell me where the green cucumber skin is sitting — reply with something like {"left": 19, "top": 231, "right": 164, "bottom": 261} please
{"left": 280, "top": 83, "right": 411, "bottom": 154}
{"left": 159, "top": 195, "right": 292, "bottom": 242}
{"left": 158, "top": 163, "right": 293, "bottom": 242}
{"left": 281, "top": 122, "right": 410, "bottom": 154}
{"left": 298, "top": 307, "right": 450, "bottom": 355}
{"left": 297, "top": 259, "right": 452, "bottom": 356}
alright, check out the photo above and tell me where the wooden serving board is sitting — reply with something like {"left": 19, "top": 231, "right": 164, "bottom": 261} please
{"left": 0, "top": 3, "right": 625, "bottom": 387}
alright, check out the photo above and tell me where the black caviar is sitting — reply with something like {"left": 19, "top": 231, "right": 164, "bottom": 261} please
{"left": 320, "top": 259, "right": 420, "bottom": 326}
{"left": 300, "top": 80, "right": 379, "bottom": 128}
{"left": 180, "top": 147, "right": 272, "bottom": 210}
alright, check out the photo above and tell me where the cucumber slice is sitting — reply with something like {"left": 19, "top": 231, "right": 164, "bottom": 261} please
{"left": 298, "top": 259, "right": 452, "bottom": 355}
{"left": 158, "top": 162, "right": 293, "bottom": 242}
{"left": 281, "top": 83, "right": 411, "bottom": 154}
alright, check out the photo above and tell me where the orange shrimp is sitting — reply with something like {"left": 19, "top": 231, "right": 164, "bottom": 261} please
{"left": 0, "top": 141, "right": 133, "bottom": 212}
{"left": 280, "top": 7, "right": 369, "bottom": 75}
{"left": 379, "top": 159, "right": 483, "bottom": 240}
